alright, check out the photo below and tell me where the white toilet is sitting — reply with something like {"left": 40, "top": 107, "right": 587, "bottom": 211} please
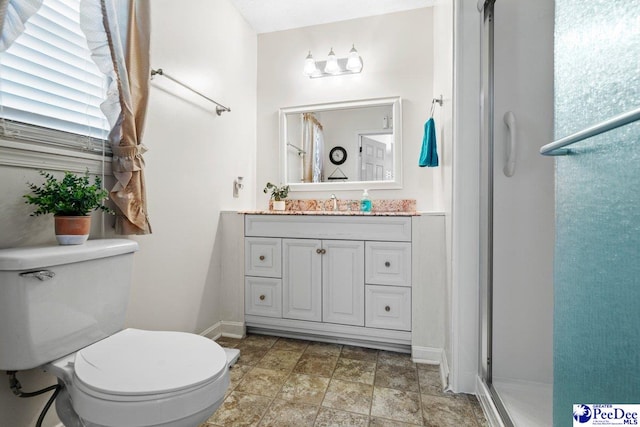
{"left": 0, "top": 239, "right": 230, "bottom": 427}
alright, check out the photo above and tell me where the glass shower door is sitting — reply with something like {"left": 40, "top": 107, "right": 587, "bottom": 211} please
{"left": 547, "top": 1, "right": 640, "bottom": 424}
{"left": 479, "top": 0, "right": 555, "bottom": 425}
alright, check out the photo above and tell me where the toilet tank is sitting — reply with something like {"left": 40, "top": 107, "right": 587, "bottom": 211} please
{"left": 0, "top": 239, "right": 139, "bottom": 371}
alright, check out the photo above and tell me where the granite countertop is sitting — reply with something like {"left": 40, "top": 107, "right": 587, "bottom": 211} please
{"left": 241, "top": 199, "right": 420, "bottom": 216}
{"left": 241, "top": 210, "right": 419, "bottom": 216}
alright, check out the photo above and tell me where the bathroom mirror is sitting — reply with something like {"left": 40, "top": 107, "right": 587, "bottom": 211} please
{"left": 280, "top": 97, "right": 402, "bottom": 191}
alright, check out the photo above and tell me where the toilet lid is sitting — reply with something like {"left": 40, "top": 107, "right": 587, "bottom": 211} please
{"left": 73, "top": 328, "right": 227, "bottom": 396}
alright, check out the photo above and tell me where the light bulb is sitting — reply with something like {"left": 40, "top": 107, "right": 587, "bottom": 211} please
{"left": 324, "top": 48, "right": 341, "bottom": 74}
{"left": 303, "top": 51, "right": 317, "bottom": 76}
{"left": 346, "top": 44, "right": 363, "bottom": 72}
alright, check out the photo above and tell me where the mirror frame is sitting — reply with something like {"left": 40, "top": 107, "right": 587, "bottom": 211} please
{"left": 279, "top": 96, "right": 402, "bottom": 192}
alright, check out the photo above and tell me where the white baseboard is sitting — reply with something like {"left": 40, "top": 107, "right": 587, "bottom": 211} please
{"left": 476, "top": 375, "right": 506, "bottom": 427}
{"left": 200, "top": 321, "right": 246, "bottom": 340}
{"left": 411, "top": 345, "right": 442, "bottom": 365}
{"left": 412, "top": 345, "right": 449, "bottom": 391}
{"left": 220, "top": 321, "right": 245, "bottom": 338}
{"left": 440, "top": 349, "right": 450, "bottom": 391}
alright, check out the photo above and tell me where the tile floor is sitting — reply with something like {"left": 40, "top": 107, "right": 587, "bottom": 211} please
{"left": 201, "top": 334, "right": 488, "bottom": 427}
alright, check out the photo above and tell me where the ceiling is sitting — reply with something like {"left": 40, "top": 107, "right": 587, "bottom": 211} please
{"left": 228, "top": 0, "right": 435, "bottom": 34}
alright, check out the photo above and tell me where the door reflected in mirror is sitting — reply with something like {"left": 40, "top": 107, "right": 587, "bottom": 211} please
{"left": 358, "top": 131, "right": 394, "bottom": 181}
{"left": 280, "top": 97, "right": 402, "bottom": 191}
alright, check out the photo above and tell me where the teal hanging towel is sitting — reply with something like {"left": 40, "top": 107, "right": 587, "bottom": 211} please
{"left": 419, "top": 117, "right": 439, "bottom": 167}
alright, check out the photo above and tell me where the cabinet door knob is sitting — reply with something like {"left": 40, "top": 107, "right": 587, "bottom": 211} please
{"left": 385, "top": 305, "right": 391, "bottom": 312}
{"left": 321, "top": 249, "right": 326, "bottom": 254}
{"left": 316, "top": 248, "right": 326, "bottom": 254}
{"left": 259, "top": 294, "right": 266, "bottom": 301}
{"left": 259, "top": 255, "right": 265, "bottom": 261}
{"left": 384, "top": 261, "right": 391, "bottom": 267}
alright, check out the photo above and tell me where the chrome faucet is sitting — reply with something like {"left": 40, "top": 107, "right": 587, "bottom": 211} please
{"left": 330, "top": 194, "right": 338, "bottom": 211}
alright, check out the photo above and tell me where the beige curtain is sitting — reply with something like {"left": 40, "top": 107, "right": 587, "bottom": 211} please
{"left": 302, "top": 113, "right": 324, "bottom": 183}
{"left": 0, "top": 0, "right": 43, "bottom": 51}
{"left": 81, "top": 0, "right": 151, "bottom": 234}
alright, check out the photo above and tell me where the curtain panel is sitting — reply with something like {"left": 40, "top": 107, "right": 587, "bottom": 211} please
{"left": 0, "top": 0, "right": 43, "bottom": 51}
{"left": 302, "top": 113, "right": 324, "bottom": 183}
{"left": 81, "top": 0, "right": 151, "bottom": 235}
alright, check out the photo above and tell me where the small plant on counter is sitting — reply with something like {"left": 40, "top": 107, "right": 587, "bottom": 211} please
{"left": 24, "top": 170, "right": 114, "bottom": 216}
{"left": 263, "top": 182, "right": 290, "bottom": 201}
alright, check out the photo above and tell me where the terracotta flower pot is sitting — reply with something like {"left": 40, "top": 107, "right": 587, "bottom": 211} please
{"left": 54, "top": 216, "right": 91, "bottom": 245}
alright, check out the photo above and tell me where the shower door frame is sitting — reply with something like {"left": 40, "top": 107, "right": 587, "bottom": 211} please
{"left": 478, "top": 0, "right": 514, "bottom": 425}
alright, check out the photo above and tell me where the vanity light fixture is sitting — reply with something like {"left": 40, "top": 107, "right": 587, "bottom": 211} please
{"left": 303, "top": 45, "right": 363, "bottom": 78}
{"left": 324, "top": 48, "right": 340, "bottom": 74}
{"left": 346, "top": 45, "right": 363, "bottom": 72}
{"left": 303, "top": 51, "right": 318, "bottom": 76}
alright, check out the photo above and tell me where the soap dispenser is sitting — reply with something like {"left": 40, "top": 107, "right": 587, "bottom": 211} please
{"left": 360, "top": 189, "right": 372, "bottom": 213}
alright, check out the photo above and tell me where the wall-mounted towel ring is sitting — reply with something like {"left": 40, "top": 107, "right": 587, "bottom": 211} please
{"left": 430, "top": 95, "right": 443, "bottom": 117}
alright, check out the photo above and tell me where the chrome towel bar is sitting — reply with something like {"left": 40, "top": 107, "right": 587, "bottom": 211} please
{"left": 150, "top": 68, "right": 231, "bottom": 116}
{"left": 541, "top": 106, "right": 640, "bottom": 156}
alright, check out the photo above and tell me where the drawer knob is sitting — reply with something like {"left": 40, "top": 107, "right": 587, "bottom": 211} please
{"left": 259, "top": 294, "right": 266, "bottom": 301}
{"left": 384, "top": 261, "right": 391, "bottom": 267}
{"left": 259, "top": 255, "right": 265, "bottom": 261}
{"left": 385, "top": 305, "right": 391, "bottom": 312}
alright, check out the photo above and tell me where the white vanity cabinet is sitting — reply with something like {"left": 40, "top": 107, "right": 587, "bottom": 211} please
{"left": 244, "top": 214, "right": 413, "bottom": 351}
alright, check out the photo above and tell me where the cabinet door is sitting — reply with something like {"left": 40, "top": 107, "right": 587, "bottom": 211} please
{"left": 322, "top": 240, "right": 365, "bottom": 326}
{"left": 283, "top": 239, "right": 322, "bottom": 321}
{"left": 245, "top": 237, "right": 281, "bottom": 278}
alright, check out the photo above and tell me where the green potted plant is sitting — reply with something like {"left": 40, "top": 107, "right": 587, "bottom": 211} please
{"left": 263, "top": 182, "right": 290, "bottom": 211}
{"left": 24, "top": 170, "right": 113, "bottom": 245}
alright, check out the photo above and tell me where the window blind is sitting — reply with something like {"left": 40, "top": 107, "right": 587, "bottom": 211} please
{"left": 0, "top": 0, "right": 110, "bottom": 154}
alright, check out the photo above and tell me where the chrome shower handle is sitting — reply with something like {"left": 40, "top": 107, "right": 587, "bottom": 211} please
{"left": 503, "top": 111, "right": 517, "bottom": 177}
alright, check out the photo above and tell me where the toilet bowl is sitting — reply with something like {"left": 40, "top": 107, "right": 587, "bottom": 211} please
{"left": 46, "top": 328, "right": 230, "bottom": 427}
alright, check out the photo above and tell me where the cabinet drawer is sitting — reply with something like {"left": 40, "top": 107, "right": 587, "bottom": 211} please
{"left": 245, "top": 237, "right": 281, "bottom": 278}
{"left": 365, "top": 242, "right": 411, "bottom": 286}
{"left": 245, "top": 277, "right": 282, "bottom": 318}
{"left": 246, "top": 215, "right": 411, "bottom": 242}
{"left": 365, "top": 285, "right": 411, "bottom": 331}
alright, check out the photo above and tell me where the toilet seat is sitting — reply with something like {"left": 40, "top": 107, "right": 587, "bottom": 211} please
{"left": 49, "top": 328, "right": 229, "bottom": 427}
{"left": 74, "top": 328, "right": 227, "bottom": 397}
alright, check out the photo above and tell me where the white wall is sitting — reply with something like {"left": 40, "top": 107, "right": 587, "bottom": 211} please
{"left": 125, "top": 0, "right": 256, "bottom": 333}
{"left": 431, "top": 0, "right": 454, "bottom": 383}
{"left": 450, "top": 0, "right": 482, "bottom": 393}
{"left": 256, "top": 8, "right": 438, "bottom": 210}
{"left": 0, "top": 1, "right": 256, "bottom": 425}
